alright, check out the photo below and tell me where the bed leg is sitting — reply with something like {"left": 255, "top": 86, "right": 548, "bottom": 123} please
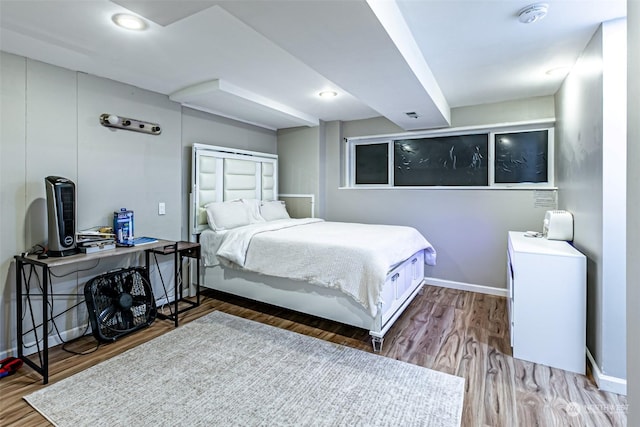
{"left": 371, "top": 336, "right": 384, "bottom": 352}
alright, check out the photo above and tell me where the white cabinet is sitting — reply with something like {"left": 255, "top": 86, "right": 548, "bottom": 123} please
{"left": 507, "top": 231, "right": 586, "bottom": 374}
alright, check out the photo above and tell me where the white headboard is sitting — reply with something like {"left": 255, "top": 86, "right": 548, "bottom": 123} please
{"left": 191, "top": 143, "right": 278, "bottom": 235}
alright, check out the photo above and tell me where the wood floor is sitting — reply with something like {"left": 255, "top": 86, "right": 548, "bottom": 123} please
{"left": 0, "top": 285, "right": 627, "bottom": 427}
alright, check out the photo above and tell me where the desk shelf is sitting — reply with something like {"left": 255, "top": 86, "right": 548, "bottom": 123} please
{"left": 146, "top": 242, "right": 201, "bottom": 328}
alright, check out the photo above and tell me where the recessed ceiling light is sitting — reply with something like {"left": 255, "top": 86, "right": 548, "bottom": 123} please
{"left": 517, "top": 3, "right": 549, "bottom": 24}
{"left": 112, "top": 13, "right": 148, "bottom": 31}
{"left": 318, "top": 90, "right": 338, "bottom": 98}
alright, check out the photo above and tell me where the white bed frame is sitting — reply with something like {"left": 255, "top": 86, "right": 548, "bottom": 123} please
{"left": 190, "top": 143, "right": 426, "bottom": 350}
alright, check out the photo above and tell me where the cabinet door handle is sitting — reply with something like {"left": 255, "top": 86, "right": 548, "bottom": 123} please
{"left": 392, "top": 273, "right": 400, "bottom": 281}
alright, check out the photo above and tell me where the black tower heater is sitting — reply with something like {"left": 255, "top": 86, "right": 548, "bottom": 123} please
{"left": 45, "top": 176, "right": 78, "bottom": 257}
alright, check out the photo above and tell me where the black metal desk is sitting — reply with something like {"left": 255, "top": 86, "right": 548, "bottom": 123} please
{"left": 14, "top": 239, "right": 191, "bottom": 384}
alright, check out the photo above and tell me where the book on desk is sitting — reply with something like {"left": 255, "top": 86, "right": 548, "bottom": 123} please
{"left": 77, "top": 230, "right": 158, "bottom": 252}
{"left": 79, "top": 243, "right": 116, "bottom": 254}
{"left": 116, "top": 236, "right": 159, "bottom": 247}
{"left": 77, "top": 231, "right": 116, "bottom": 254}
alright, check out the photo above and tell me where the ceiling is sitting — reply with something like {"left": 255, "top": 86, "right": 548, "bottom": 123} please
{"left": 0, "top": 0, "right": 626, "bottom": 131}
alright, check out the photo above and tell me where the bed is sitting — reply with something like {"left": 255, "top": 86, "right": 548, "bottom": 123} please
{"left": 190, "top": 143, "right": 436, "bottom": 350}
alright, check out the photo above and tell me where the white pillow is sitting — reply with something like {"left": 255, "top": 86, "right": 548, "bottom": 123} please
{"left": 260, "top": 200, "right": 290, "bottom": 221}
{"left": 241, "top": 199, "right": 266, "bottom": 224}
{"left": 205, "top": 200, "right": 251, "bottom": 231}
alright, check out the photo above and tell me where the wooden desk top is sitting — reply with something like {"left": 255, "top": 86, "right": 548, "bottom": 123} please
{"left": 15, "top": 239, "right": 175, "bottom": 268}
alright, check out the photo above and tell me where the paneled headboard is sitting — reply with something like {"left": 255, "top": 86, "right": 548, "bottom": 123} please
{"left": 191, "top": 143, "right": 278, "bottom": 235}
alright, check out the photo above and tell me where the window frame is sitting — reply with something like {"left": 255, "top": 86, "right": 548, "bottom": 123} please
{"left": 345, "top": 120, "right": 555, "bottom": 189}
{"left": 489, "top": 127, "right": 555, "bottom": 188}
{"left": 347, "top": 138, "right": 395, "bottom": 188}
{"left": 350, "top": 139, "right": 394, "bottom": 187}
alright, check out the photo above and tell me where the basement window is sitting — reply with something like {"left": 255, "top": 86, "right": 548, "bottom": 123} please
{"left": 346, "top": 122, "right": 554, "bottom": 189}
{"left": 494, "top": 130, "right": 548, "bottom": 184}
{"left": 394, "top": 134, "right": 488, "bottom": 186}
{"left": 355, "top": 143, "right": 389, "bottom": 185}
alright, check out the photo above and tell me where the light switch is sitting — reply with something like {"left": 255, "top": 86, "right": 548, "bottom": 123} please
{"left": 158, "top": 202, "right": 166, "bottom": 215}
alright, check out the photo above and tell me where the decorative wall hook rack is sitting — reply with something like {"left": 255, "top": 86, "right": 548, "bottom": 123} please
{"left": 99, "top": 113, "right": 162, "bottom": 135}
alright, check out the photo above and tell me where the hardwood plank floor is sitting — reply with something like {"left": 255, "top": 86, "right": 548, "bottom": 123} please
{"left": 0, "top": 285, "right": 627, "bottom": 426}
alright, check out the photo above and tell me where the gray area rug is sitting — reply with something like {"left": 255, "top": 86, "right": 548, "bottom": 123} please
{"left": 25, "top": 311, "right": 464, "bottom": 426}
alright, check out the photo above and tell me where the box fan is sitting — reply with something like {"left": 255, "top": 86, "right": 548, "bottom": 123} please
{"left": 84, "top": 267, "right": 157, "bottom": 342}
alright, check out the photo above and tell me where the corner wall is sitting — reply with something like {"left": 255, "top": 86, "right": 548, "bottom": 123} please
{"left": 627, "top": 0, "right": 640, "bottom": 422}
{"left": 555, "top": 19, "right": 627, "bottom": 390}
{"left": 276, "top": 126, "right": 320, "bottom": 217}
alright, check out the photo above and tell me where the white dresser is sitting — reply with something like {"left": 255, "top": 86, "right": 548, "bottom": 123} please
{"left": 507, "top": 231, "right": 586, "bottom": 374}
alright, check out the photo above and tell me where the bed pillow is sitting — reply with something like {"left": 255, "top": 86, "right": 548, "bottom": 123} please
{"left": 260, "top": 200, "right": 290, "bottom": 221}
{"left": 205, "top": 200, "right": 251, "bottom": 231}
{"left": 241, "top": 199, "right": 266, "bottom": 224}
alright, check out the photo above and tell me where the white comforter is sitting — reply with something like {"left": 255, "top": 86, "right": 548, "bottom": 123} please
{"left": 211, "top": 218, "right": 436, "bottom": 315}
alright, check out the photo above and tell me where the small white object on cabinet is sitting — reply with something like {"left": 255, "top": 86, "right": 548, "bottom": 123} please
{"left": 507, "top": 231, "right": 586, "bottom": 374}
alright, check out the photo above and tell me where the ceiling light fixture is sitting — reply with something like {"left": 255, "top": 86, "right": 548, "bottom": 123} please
{"left": 112, "top": 13, "right": 148, "bottom": 31}
{"left": 517, "top": 3, "right": 549, "bottom": 24}
{"left": 100, "top": 113, "right": 161, "bottom": 135}
{"left": 318, "top": 90, "right": 338, "bottom": 98}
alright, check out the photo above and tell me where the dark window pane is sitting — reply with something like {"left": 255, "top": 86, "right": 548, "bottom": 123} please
{"left": 355, "top": 143, "right": 388, "bottom": 184}
{"left": 495, "top": 130, "right": 548, "bottom": 183}
{"left": 394, "top": 134, "right": 488, "bottom": 186}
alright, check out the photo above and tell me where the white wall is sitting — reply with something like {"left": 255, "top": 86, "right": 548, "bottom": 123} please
{"left": 555, "top": 19, "right": 627, "bottom": 387}
{"left": 277, "top": 126, "right": 320, "bottom": 217}
{"left": 627, "top": 0, "right": 639, "bottom": 422}
{"left": 1, "top": 53, "right": 27, "bottom": 354}
{"left": 180, "top": 107, "right": 276, "bottom": 240}
{"left": 0, "top": 54, "right": 183, "bottom": 356}
{"left": 451, "top": 96, "right": 555, "bottom": 127}
{"left": 0, "top": 52, "right": 277, "bottom": 356}
{"left": 77, "top": 73, "right": 183, "bottom": 236}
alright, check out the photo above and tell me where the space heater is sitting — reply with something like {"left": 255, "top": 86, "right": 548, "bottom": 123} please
{"left": 45, "top": 176, "right": 78, "bottom": 257}
{"left": 543, "top": 210, "right": 574, "bottom": 241}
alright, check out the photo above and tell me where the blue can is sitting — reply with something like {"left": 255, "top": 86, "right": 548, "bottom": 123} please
{"left": 113, "top": 208, "right": 134, "bottom": 245}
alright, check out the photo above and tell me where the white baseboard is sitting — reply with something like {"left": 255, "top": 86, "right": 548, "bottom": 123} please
{"left": 0, "top": 324, "right": 91, "bottom": 361}
{"left": 2, "top": 294, "right": 181, "bottom": 362}
{"left": 427, "top": 279, "right": 628, "bottom": 395}
{"left": 155, "top": 295, "right": 175, "bottom": 306}
{"left": 424, "top": 277, "right": 508, "bottom": 297}
{"left": 8, "top": 278, "right": 623, "bottom": 398}
{"left": 0, "top": 347, "right": 16, "bottom": 360}
{"left": 586, "top": 347, "right": 627, "bottom": 395}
